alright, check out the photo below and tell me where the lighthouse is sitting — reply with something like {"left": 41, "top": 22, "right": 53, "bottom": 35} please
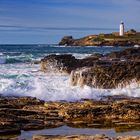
{"left": 120, "top": 21, "right": 124, "bottom": 36}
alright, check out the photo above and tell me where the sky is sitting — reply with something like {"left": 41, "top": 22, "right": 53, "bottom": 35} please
{"left": 0, "top": 0, "right": 140, "bottom": 44}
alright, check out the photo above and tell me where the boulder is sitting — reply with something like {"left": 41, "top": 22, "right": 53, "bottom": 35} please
{"left": 40, "top": 54, "right": 78, "bottom": 74}
{"left": 70, "top": 61, "right": 140, "bottom": 88}
{"left": 40, "top": 53, "right": 105, "bottom": 74}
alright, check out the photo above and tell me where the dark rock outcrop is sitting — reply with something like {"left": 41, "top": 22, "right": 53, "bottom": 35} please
{"left": 70, "top": 47, "right": 140, "bottom": 88}
{"left": 59, "top": 36, "right": 74, "bottom": 46}
{"left": 40, "top": 54, "right": 78, "bottom": 74}
{"left": 40, "top": 53, "right": 105, "bottom": 74}
{"left": 41, "top": 47, "right": 140, "bottom": 89}
{"left": 106, "top": 47, "right": 140, "bottom": 61}
{"left": 70, "top": 61, "right": 140, "bottom": 88}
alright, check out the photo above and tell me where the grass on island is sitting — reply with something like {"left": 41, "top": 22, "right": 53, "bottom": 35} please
{"left": 91, "top": 31, "right": 140, "bottom": 42}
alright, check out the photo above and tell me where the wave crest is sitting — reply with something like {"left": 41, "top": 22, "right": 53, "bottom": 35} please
{"left": 0, "top": 64, "right": 140, "bottom": 101}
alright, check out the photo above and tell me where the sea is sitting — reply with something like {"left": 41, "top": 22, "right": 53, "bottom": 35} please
{"left": 0, "top": 44, "right": 140, "bottom": 101}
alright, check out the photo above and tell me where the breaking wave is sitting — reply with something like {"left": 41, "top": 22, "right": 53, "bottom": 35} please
{"left": 0, "top": 64, "right": 140, "bottom": 101}
{"left": 0, "top": 54, "right": 33, "bottom": 64}
{"left": 0, "top": 53, "right": 91, "bottom": 64}
{"left": 0, "top": 45, "right": 139, "bottom": 101}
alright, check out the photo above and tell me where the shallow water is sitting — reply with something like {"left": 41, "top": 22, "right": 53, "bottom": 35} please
{"left": 16, "top": 126, "right": 140, "bottom": 139}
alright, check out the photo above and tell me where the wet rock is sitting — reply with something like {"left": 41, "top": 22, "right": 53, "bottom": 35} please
{"left": 40, "top": 47, "right": 140, "bottom": 89}
{"left": 70, "top": 61, "right": 140, "bottom": 88}
{"left": 0, "top": 96, "right": 140, "bottom": 138}
{"left": 32, "top": 134, "right": 110, "bottom": 140}
{"left": 0, "top": 96, "right": 64, "bottom": 136}
{"left": 44, "top": 97, "right": 140, "bottom": 131}
{"left": 40, "top": 54, "right": 78, "bottom": 74}
{"left": 0, "top": 138, "right": 21, "bottom": 140}
{"left": 78, "top": 53, "right": 104, "bottom": 67}
{"left": 70, "top": 47, "right": 140, "bottom": 89}
{"left": 0, "top": 128, "right": 21, "bottom": 136}
{"left": 32, "top": 134, "right": 140, "bottom": 140}
{"left": 22, "top": 121, "right": 45, "bottom": 131}
{"left": 0, "top": 96, "right": 44, "bottom": 107}
{"left": 106, "top": 47, "right": 140, "bottom": 61}
{"left": 117, "top": 136, "right": 140, "bottom": 140}
{"left": 40, "top": 53, "right": 106, "bottom": 74}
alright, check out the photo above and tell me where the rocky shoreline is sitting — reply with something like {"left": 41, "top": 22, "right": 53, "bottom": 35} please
{"left": 0, "top": 95, "right": 140, "bottom": 139}
{"left": 41, "top": 47, "right": 140, "bottom": 89}
{"left": 59, "top": 30, "right": 140, "bottom": 46}
{"left": 0, "top": 47, "right": 140, "bottom": 139}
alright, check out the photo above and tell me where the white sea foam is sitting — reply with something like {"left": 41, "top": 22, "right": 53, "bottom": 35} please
{"left": 0, "top": 53, "right": 36, "bottom": 64}
{"left": 46, "top": 53, "right": 92, "bottom": 59}
{"left": 0, "top": 52, "right": 3, "bottom": 56}
{"left": 0, "top": 63, "right": 140, "bottom": 101}
{"left": 72, "top": 53, "right": 92, "bottom": 59}
{"left": 0, "top": 56, "right": 6, "bottom": 64}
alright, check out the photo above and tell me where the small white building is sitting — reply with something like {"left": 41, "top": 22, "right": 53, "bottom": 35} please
{"left": 120, "top": 21, "right": 124, "bottom": 36}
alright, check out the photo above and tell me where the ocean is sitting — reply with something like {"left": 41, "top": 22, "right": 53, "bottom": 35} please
{"left": 0, "top": 45, "right": 140, "bottom": 101}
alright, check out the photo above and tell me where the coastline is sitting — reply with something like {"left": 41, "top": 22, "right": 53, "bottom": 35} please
{"left": 59, "top": 30, "right": 140, "bottom": 47}
{"left": 1, "top": 0, "right": 140, "bottom": 139}
{"left": 0, "top": 95, "right": 140, "bottom": 140}
{"left": 41, "top": 47, "right": 140, "bottom": 89}
{"left": 0, "top": 46, "right": 140, "bottom": 139}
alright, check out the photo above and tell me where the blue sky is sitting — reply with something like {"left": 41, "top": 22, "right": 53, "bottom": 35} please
{"left": 0, "top": 0, "right": 140, "bottom": 44}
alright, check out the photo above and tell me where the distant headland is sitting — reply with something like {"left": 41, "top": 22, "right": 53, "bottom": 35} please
{"left": 59, "top": 29, "right": 140, "bottom": 47}
{"left": 59, "top": 22, "right": 140, "bottom": 46}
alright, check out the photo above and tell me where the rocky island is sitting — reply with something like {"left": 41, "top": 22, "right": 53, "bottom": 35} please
{"left": 59, "top": 29, "right": 140, "bottom": 46}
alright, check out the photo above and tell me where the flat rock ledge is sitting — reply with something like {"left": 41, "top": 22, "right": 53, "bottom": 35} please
{"left": 0, "top": 95, "right": 140, "bottom": 139}
{"left": 40, "top": 47, "right": 140, "bottom": 88}
{"left": 33, "top": 135, "right": 140, "bottom": 140}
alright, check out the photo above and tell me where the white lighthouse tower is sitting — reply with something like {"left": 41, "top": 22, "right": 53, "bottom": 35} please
{"left": 120, "top": 21, "right": 124, "bottom": 36}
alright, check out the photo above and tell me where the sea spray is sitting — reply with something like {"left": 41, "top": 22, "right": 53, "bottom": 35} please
{"left": 0, "top": 63, "right": 140, "bottom": 101}
{"left": 0, "top": 45, "right": 139, "bottom": 101}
